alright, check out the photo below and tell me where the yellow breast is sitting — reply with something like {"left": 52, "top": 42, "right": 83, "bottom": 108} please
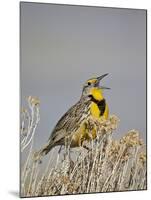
{"left": 89, "top": 87, "right": 109, "bottom": 120}
{"left": 90, "top": 102, "right": 109, "bottom": 120}
{"left": 90, "top": 102, "right": 101, "bottom": 119}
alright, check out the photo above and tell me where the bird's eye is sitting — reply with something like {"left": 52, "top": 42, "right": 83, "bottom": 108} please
{"left": 87, "top": 82, "right": 91, "bottom": 86}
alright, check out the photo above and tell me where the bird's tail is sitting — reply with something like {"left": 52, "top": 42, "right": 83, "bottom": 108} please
{"left": 33, "top": 141, "right": 54, "bottom": 163}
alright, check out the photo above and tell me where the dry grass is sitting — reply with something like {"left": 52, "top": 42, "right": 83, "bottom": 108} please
{"left": 20, "top": 96, "right": 147, "bottom": 197}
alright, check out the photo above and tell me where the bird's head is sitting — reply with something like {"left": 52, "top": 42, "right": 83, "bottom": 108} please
{"left": 82, "top": 73, "right": 110, "bottom": 101}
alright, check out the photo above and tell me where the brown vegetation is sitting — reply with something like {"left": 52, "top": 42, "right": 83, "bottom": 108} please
{"left": 20, "top": 97, "right": 147, "bottom": 197}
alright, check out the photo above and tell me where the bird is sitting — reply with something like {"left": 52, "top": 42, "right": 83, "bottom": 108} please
{"left": 34, "top": 73, "right": 110, "bottom": 162}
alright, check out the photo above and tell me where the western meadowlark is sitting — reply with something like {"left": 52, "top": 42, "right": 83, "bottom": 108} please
{"left": 35, "top": 73, "right": 110, "bottom": 161}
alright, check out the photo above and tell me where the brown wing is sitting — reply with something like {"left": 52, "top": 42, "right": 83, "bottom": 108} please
{"left": 48, "top": 99, "right": 90, "bottom": 144}
{"left": 34, "top": 98, "right": 90, "bottom": 161}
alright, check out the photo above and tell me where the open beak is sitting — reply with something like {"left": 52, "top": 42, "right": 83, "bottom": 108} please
{"left": 96, "top": 73, "right": 110, "bottom": 89}
{"left": 97, "top": 73, "right": 109, "bottom": 81}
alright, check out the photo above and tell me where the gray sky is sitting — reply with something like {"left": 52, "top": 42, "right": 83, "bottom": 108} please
{"left": 20, "top": 2, "right": 146, "bottom": 153}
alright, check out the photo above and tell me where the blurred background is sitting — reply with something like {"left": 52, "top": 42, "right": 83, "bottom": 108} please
{"left": 20, "top": 2, "right": 146, "bottom": 155}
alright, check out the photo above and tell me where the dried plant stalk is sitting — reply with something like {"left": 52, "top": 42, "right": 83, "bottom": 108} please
{"left": 20, "top": 97, "right": 147, "bottom": 197}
